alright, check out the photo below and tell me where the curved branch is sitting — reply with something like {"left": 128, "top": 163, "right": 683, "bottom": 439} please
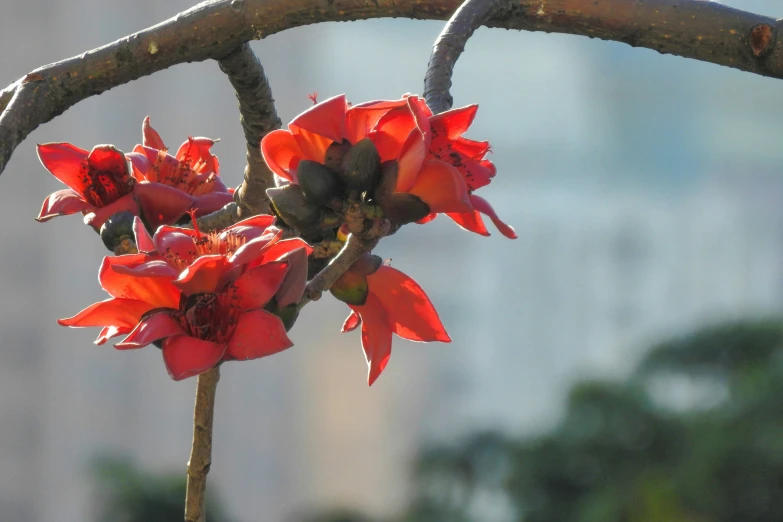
{"left": 298, "top": 234, "right": 379, "bottom": 311}
{"left": 1, "top": 0, "right": 782, "bottom": 175}
{"left": 217, "top": 43, "right": 281, "bottom": 216}
{"left": 424, "top": 0, "right": 502, "bottom": 114}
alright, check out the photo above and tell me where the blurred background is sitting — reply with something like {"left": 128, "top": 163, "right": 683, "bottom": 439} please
{"left": 2, "top": 0, "right": 783, "bottom": 521}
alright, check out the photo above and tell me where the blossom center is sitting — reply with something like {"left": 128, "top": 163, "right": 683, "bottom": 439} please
{"left": 82, "top": 158, "right": 135, "bottom": 207}
{"left": 177, "top": 291, "right": 240, "bottom": 345}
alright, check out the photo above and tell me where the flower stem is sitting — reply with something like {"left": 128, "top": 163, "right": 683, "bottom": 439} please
{"left": 185, "top": 366, "right": 220, "bottom": 522}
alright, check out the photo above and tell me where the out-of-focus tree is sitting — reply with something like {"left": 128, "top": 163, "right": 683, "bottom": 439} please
{"left": 306, "top": 319, "right": 783, "bottom": 522}
{"left": 91, "top": 457, "right": 235, "bottom": 522}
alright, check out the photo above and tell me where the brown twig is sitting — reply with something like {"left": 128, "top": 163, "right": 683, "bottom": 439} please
{"left": 424, "top": 0, "right": 502, "bottom": 113}
{"left": 298, "top": 233, "right": 378, "bottom": 310}
{"left": 185, "top": 366, "right": 220, "bottom": 522}
{"left": 1, "top": 0, "right": 782, "bottom": 175}
{"left": 218, "top": 43, "right": 281, "bottom": 216}
{"left": 194, "top": 201, "right": 243, "bottom": 232}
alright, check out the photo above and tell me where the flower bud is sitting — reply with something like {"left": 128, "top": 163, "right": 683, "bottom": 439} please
{"left": 266, "top": 185, "right": 322, "bottom": 235}
{"left": 324, "top": 140, "right": 352, "bottom": 172}
{"left": 329, "top": 253, "right": 382, "bottom": 306}
{"left": 99, "top": 210, "right": 138, "bottom": 254}
{"left": 297, "top": 160, "right": 344, "bottom": 207}
{"left": 374, "top": 161, "right": 430, "bottom": 224}
{"left": 340, "top": 138, "right": 381, "bottom": 193}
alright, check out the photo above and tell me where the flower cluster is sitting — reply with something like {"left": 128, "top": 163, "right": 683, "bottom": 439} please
{"left": 261, "top": 94, "right": 516, "bottom": 238}
{"left": 59, "top": 215, "right": 310, "bottom": 380}
{"left": 37, "top": 117, "right": 233, "bottom": 231}
{"left": 44, "top": 95, "right": 513, "bottom": 385}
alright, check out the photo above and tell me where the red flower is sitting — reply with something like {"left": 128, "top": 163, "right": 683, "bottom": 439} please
{"left": 115, "top": 262, "right": 296, "bottom": 380}
{"left": 59, "top": 221, "right": 309, "bottom": 380}
{"left": 122, "top": 214, "right": 311, "bottom": 301}
{"left": 338, "top": 262, "right": 451, "bottom": 386}
{"left": 127, "top": 117, "right": 233, "bottom": 223}
{"left": 37, "top": 118, "right": 234, "bottom": 230}
{"left": 261, "top": 94, "right": 515, "bottom": 238}
{"left": 36, "top": 144, "right": 140, "bottom": 228}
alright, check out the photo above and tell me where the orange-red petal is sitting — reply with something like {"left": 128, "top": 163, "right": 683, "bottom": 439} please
{"left": 260, "top": 129, "right": 302, "bottom": 182}
{"left": 116, "top": 311, "right": 184, "bottom": 349}
{"left": 224, "top": 310, "right": 293, "bottom": 361}
{"left": 429, "top": 104, "right": 478, "bottom": 140}
{"left": 162, "top": 335, "right": 226, "bottom": 381}
{"left": 367, "top": 266, "right": 451, "bottom": 343}
{"left": 142, "top": 116, "right": 166, "bottom": 150}
{"left": 99, "top": 254, "right": 180, "bottom": 307}
{"left": 37, "top": 142, "right": 90, "bottom": 193}
{"left": 58, "top": 298, "right": 156, "bottom": 330}
{"left": 352, "top": 295, "right": 393, "bottom": 386}
{"left": 36, "top": 189, "right": 91, "bottom": 222}
{"left": 290, "top": 94, "right": 347, "bottom": 143}
{"left": 175, "top": 255, "right": 228, "bottom": 296}
{"left": 470, "top": 194, "right": 517, "bottom": 239}
{"left": 230, "top": 262, "right": 289, "bottom": 310}
{"left": 341, "top": 310, "right": 361, "bottom": 332}
{"left": 445, "top": 209, "right": 490, "bottom": 237}
{"left": 408, "top": 160, "right": 471, "bottom": 214}
{"left": 133, "top": 181, "right": 194, "bottom": 228}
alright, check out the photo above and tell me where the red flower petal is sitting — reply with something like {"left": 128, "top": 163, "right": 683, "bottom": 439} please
{"left": 37, "top": 143, "right": 90, "bottom": 193}
{"left": 228, "top": 229, "right": 282, "bottom": 267}
{"left": 445, "top": 209, "right": 490, "bottom": 237}
{"left": 36, "top": 188, "right": 91, "bottom": 222}
{"left": 429, "top": 104, "right": 478, "bottom": 139}
{"left": 162, "top": 335, "right": 226, "bottom": 381}
{"left": 85, "top": 194, "right": 139, "bottom": 230}
{"left": 344, "top": 98, "right": 408, "bottom": 145}
{"left": 290, "top": 94, "right": 347, "bottom": 143}
{"left": 367, "top": 266, "right": 451, "bottom": 343}
{"left": 291, "top": 127, "right": 333, "bottom": 165}
{"left": 58, "top": 298, "right": 156, "bottom": 330}
{"left": 175, "top": 254, "right": 227, "bottom": 296}
{"left": 191, "top": 191, "right": 234, "bottom": 216}
{"left": 416, "top": 213, "right": 437, "bottom": 225}
{"left": 95, "top": 325, "right": 126, "bottom": 345}
{"left": 408, "top": 160, "right": 472, "bottom": 214}
{"left": 353, "top": 295, "right": 393, "bottom": 386}
{"left": 394, "top": 129, "right": 427, "bottom": 193}
{"left": 126, "top": 150, "right": 153, "bottom": 182}
{"left": 142, "top": 116, "right": 166, "bottom": 150}
{"left": 274, "top": 247, "right": 308, "bottom": 307}
{"left": 133, "top": 181, "right": 194, "bottom": 229}
{"left": 132, "top": 216, "right": 155, "bottom": 252}
{"left": 371, "top": 106, "right": 417, "bottom": 162}
{"left": 341, "top": 310, "right": 361, "bottom": 332}
{"left": 224, "top": 310, "right": 293, "bottom": 361}
{"left": 153, "top": 225, "right": 199, "bottom": 264}
{"left": 111, "top": 258, "right": 180, "bottom": 279}
{"left": 116, "top": 311, "right": 184, "bottom": 349}
{"left": 469, "top": 194, "right": 517, "bottom": 239}
{"left": 174, "top": 136, "right": 219, "bottom": 175}
{"left": 99, "top": 254, "right": 181, "bottom": 307}
{"left": 229, "top": 262, "right": 289, "bottom": 310}
{"left": 260, "top": 129, "right": 302, "bottom": 182}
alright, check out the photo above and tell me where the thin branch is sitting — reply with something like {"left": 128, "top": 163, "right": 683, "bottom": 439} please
{"left": 1, "top": 0, "right": 782, "bottom": 175}
{"left": 425, "top": 0, "right": 502, "bottom": 114}
{"left": 195, "top": 201, "right": 243, "bottom": 232}
{"left": 218, "top": 43, "right": 281, "bottom": 216}
{"left": 298, "top": 233, "right": 379, "bottom": 311}
{"left": 185, "top": 366, "right": 220, "bottom": 522}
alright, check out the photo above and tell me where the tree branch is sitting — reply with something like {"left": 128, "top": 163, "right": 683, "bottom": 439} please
{"left": 425, "top": 0, "right": 502, "bottom": 114}
{"left": 1, "top": 0, "right": 782, "bottom": 176}
{"left": 298, "top": 233, "right": 378, "bottom": 310}
{"left": 218, "top": 43, "right": 281, "bottom": 216}
{"left": 185, "top": 366, "right": 220, "bottom": 522}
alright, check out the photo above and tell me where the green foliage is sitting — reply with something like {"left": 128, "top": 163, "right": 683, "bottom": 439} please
{"left": 91, "top": 457, "right": 234, "bottom": 522}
